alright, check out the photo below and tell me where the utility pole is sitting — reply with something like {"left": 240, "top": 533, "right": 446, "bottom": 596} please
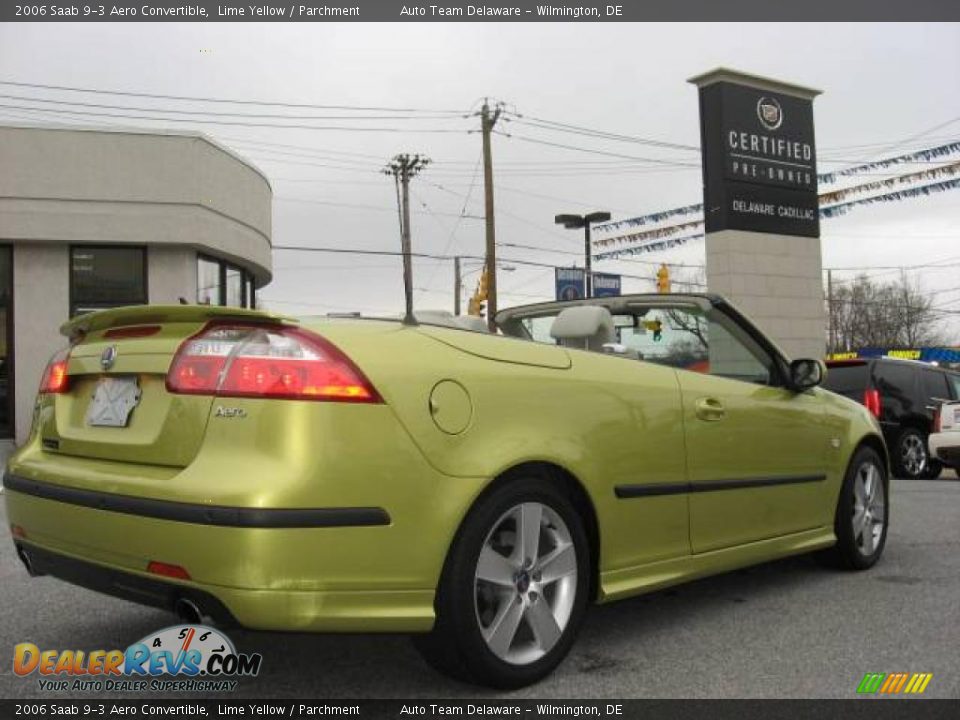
{"left": 384, "top": 154, "right": 430, "bottom": 326}
{"left": 827, "top": 268, "right": 835, "bottom": 353}
{"left": 480, "top": 99, "right": 502, "bottom": 331}
{"left": 453, "top": 255, "right": 461, "bottom": 315}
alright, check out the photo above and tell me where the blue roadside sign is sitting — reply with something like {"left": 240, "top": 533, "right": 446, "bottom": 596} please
{"left": 593, "top": 273, "right": 621, "bottom": 297}
{"left": 555, "top": 267, "right": 585, "bottom": 301}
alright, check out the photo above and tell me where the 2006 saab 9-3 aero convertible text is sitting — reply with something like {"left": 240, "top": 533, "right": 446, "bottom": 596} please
{"left": 5, "top": 293, "right": 888, "bottom": 688}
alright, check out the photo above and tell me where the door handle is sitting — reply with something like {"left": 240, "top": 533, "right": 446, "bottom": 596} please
{"left": 695, "top": 397, "right": 726, "bottom": 421}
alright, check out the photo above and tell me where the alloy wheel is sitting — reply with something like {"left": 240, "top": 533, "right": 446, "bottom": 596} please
{"left": 474, "top": 502, "right": 577, "bottom": 665}
{"left": 900, "top": 433, "right": 927, "bottom": 477}
{"left": 851, "top": 460, "right": 886, "bottom": 556}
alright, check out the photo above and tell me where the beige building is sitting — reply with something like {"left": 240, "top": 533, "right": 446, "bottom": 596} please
{"left": 0, "top": 124, "right": 273, "bottom": 444}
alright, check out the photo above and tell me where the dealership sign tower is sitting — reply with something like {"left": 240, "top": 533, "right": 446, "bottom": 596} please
{"left": 689, "top": 68, "right": 824, "bottom": 360}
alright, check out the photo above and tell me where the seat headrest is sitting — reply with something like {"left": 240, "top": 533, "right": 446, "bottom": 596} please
{"left": 550, "top": 306, "right": 615, "bottom": 343}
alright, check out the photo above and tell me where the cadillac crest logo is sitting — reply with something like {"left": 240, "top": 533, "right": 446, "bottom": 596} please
{"left": 100, "top": 345, "right": 118, "bottom": 371}
{"left": 756, "top": 96, "right": 783, "bottom": 131}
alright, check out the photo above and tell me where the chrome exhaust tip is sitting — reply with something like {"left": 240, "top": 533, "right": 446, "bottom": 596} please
{"left": 174, "top": 597, "right": 204, "bottom": 624}
{"left": 17, "top": 547, "right": 41, "bottom": 577}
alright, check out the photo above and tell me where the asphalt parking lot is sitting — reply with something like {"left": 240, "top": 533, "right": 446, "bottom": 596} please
{"left": 1, "top": 476, "right": 957, "bottom": 700}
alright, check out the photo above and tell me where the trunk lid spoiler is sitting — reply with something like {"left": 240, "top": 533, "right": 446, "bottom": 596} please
{"left": 60, "top": 304, "right": 298, "bottom": 341}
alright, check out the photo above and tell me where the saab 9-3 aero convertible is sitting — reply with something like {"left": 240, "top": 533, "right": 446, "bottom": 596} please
{"left": 5, "top": 293, "right": 888, "bottom": 688}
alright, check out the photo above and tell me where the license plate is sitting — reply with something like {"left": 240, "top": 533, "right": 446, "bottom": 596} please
{"left": 86, "top": 376, "right": 142, "bottom": 428}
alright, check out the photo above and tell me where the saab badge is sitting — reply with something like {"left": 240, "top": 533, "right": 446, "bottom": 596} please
{"left": 100, "top": 344, "right": 118, "bottom": 371}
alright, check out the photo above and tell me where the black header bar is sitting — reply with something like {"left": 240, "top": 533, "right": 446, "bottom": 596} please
{"left": 2, "top": 0, "right": 959, "bottom": 22}
{"left": 0, "top": 699, "right": 958, "bottom": 719}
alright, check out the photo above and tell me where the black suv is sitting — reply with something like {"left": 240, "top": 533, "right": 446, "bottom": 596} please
{"left": 824, "top": 357, "right": 960, "bottom": 479}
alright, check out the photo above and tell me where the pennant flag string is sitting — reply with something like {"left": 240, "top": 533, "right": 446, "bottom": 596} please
{"left": 596, "top": 179, "right": 960, "bottom": 259}
{"left": 818, "top": 160, "right": 960, "bottom": 205}
{"left": 594, "top": 203, "right": 704, "bottom": 233}
{"left": 818, "top": 140, "right": 960, "bottom": 184}
{"left": 595, "top": 160, "right": 960, "bottom": 255}
{"left": 820, "top": 177, "right": 960, "bottom": 218}
{"left": 594, "top": 142, "right": 960, "bottom": 234}
{"left": 593, "top": 219, "right": 704, "bottom": 248}
{"left": 595, "top": 233, "right": 701, "bottom": 261}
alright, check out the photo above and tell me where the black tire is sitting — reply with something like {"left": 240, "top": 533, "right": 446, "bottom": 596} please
{"left": 893, "top": 427, "right": 930, "bottom": 479}
{"left": 921, "top": 458, "right": 943, "bottom": 480}
{"left": 413, "top": 473, "right": 591, "bottom": 689}
{"left": 818, "top": 446, "right": 889, "bottom": 570}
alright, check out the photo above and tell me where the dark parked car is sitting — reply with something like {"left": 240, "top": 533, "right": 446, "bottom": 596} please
{"left": 824, "top": 357, "right": 960, "bottom": 479}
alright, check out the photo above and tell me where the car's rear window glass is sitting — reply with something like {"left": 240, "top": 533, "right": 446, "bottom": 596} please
{"left": 921, "top": 370, "right": 951, "bottom": 402}
{"left": 874, "top": 362, "right": 915, "bottom": 397}
{"left": 949, "top": 374, "right": 960, "bottom": 400}
{"left": 824, "top": 364, "right": 868, "bottom": 394}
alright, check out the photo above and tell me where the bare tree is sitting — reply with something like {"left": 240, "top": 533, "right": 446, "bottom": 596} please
{"left": 828, "top": 273, "right": 947, "bottom": 353}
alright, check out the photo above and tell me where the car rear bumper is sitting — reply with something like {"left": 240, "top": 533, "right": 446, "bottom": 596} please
{"left": 3, "top": 428, "right": 487, "bottom": 633}
{"left": 12, "top": 538, "right": 435, "bottom": 633}
{"left": 13, "top": 540, "right": 240, "bottom": 626}
{"left": 929, "top": 431, "right": 960, "bottom": 466}
{"left": 3, "top": 473, "right": 391, "bottom": 529}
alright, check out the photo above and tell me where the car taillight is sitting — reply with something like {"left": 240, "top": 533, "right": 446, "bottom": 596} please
{"left": 166, "top": 323, "right": 382, "bottom": 403}
{"left": 39, "top": 349, "right": 71, "bottom": 394}
{"left": 864, "top": 388, "right": 882, "bottom": 418}
{"left": 933, "top": 407, "right": 941, "bottom": 433}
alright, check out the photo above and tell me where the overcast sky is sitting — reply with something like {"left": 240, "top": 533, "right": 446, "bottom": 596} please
{"left": 1, "top": 22, "right": 958, "bottom": 335}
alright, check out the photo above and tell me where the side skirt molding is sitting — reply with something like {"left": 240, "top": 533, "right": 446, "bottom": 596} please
{"left": 615, "top": 473, "right": 826, "bottom": 499}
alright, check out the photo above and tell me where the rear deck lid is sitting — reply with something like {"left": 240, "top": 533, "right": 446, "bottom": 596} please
{"left": 41, "top": 305, "right": 296, "bottom": 468}
{"left": 417, "top": 326, "right": 571, "bottom": 369}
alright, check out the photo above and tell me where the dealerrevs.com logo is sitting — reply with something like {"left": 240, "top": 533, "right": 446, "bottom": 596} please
{"left": 857, "top": 672, "right": 934, "bottom": 696}
{"left": 13, "top": 625, "right": 262, "bottom": 692}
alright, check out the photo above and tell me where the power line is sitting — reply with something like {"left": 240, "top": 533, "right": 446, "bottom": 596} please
{"left": 221, "top": 137, "right": 389, "bottom": 161}
{"left": 506, "top": 114, "right": 699, "bottom": 153}
{"left": 421, "top": 158, "right": 483, "bottom": 290}
{"left": 0, "top": 93, "right": 465, "bottom": 121}
{"left": 493, "top": 130, "right": 701, "bottom": 167}
{"left": 0, "top": 103, "right": 470, "bottom": 132}
{"left": 0, "top": 78, "right": 468, "bottom": 113}
{"left": 270, "top": 244, "right": 662, "bottom": 282}
{"left": 825, "top": 255, "right": 960, "bottom": 272}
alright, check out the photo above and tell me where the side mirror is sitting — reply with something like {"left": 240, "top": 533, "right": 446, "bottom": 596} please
{"left": 789, "top": 358, "right": 825, "bottom": 391}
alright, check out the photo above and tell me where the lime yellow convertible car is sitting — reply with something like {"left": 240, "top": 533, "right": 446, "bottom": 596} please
{"left": 4, "top": 293, "right": 888, "bottom": 688}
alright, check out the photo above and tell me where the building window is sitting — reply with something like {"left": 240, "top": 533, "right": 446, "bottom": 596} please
{"left": 197, "top": 254, "right": 256, "bottom": 309}
{"left": 70, "top": 246, "right": 147, "bottom": 317}
{"left": 197, "top": 256, "right": 222, "bottom": 306}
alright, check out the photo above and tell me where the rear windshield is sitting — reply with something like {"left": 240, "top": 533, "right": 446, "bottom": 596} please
{"left": 948, "top": 373, "right": 960, "bottom": 400}
{"left": 824, "top": 363, "right": 869, "bottom": 394}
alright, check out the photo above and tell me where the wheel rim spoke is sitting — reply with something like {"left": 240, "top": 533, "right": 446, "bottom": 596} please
{"left": 525, "top": 598, "right": 562, "bottom": 651}
{"left": 854, "top": 473, "right": 867, "bottom": 506}
{"left": 852, "top": 506, "right": 867, "bottom": 537}
{"left": 484, "top": 597, "right": 525, "bottom": 657}
{"left": 518, "top": 503, "right": 543, "bottom": 565}
{"left": 860, "top": 522, "right": 876, "bottom": 554}
{"left": 477, "top": 547, "right": 517, "bottom": 588}
{"left": 538, "top": 543, "right": 576, "bottom": 585}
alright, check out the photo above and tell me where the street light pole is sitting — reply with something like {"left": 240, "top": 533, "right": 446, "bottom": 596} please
{"left": 584, "top": 221, "right": 593, "bottom": 298}
{"left": 555, "top": 211, "right": 611, "bottom": 299}
{"left": 454, "top": 255, "right": 462, "bottom": 316}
